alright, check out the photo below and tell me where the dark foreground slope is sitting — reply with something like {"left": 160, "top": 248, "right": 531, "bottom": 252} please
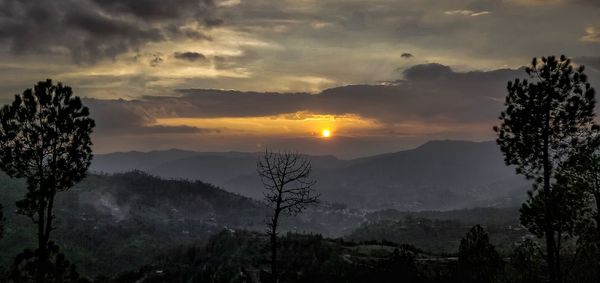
{"left": 93, "top": 140, "right": 529, "bottom": 210}
{"left": 103, "top": 229, "right": 552, "bottom": 283}
{"left": 0, "top": 171, "right": 265, "bottom": 276}
{"left": 0, "top": 170, "right": 539, "bottom": 281}
{"left": 0, "top": 171, "right": 366, "bottom": 277}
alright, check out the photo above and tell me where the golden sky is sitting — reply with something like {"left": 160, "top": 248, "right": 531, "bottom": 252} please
{"left": 0, "top": 0, "right": 599, "bottom": 156}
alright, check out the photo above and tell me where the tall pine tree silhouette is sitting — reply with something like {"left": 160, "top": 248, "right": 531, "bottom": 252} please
{"left": 494, "top": 55, "right": 596, "bottom": 283}
{"left": 0, "top": 79, "right": 95, "bottom": 282}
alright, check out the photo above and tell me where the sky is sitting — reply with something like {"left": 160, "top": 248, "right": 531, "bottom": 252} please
{"left": 0, "top": 0, "right": 599, "bottom": 158}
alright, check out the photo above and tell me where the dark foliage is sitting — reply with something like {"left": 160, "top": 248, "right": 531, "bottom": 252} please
{"left": 504, "top": 239, "right": 544, "bottom": 283}
{"left": 0, "top": 170, "right": 269, "bottom": 277}
{"left": 105, "top": 230, "right": 423, "bottom": 283}
{"left": 10, "top": 241, "right": 88, "bottom": 283}
{"left": 0, "top": 202, "right": 4, "bottom": 239}
{"left": 347, "top": 215, "right": 526, "bottom": 254}
{"left": 566, "top": 240, "right": 600, "bottom": 283}
{"left": 0, "top": 79, "right": 95, "bottom": 217}
{"left": 557, "top": 130, "right": 600, "bottom": 277}
{"left": 455, "top": 225, "right": 503, "bottom": 283}
{"left": 91, "top": 224, "right": 600, "bottom": 283}
{"left": 0, "top": 79, "right": 95, "bottom": 281}
{"left": 494, "top": 55, "right": 596, "bottom": 283}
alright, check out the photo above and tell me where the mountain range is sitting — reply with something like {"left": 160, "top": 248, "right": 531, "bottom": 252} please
{"left": 92, "top": 140, "right": 529, "bottom": 210}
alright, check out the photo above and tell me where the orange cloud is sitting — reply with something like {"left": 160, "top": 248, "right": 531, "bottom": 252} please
{"left": 581, "top": 27, "right": 600, "bottom": 43}
{"left": 508, "top": 0, "right": 564, "bottom": 6}
{"left": 154, "top": 112, "right": 378, "bottom": 138}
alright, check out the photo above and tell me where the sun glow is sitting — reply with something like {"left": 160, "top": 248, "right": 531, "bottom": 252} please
{"left": 154, "top": 112, "right": 377, "bottom": 137}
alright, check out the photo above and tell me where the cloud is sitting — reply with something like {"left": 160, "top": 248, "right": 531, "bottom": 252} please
{"left": 77, "top": 60, "right": 599, "bottom": 155}
{"left": 0, "top": 0, "right": 219, "bottom": 63}
{"left": 149, "top": 53, "right": 164, "bottom": 67}
{"left": 508, "top": 0, "right": 564, "bottom": 5}
{"left": 103, "top": 59, "right": 600, "bottom": 127}
{"left": 84, "top": 98, "right": 212, "bottom": 136}
{"left": 444, "top": 10, "right": 491, "bottom": 17}
{"left": 73, "top": 57, "right": 598, "bottom": 128}
{"left": 87, "top": 63, "right": 530, "bottom": 125}
{"left": 90, "top": 0, "right": 218, "bottom": 23}
{"left": 174, "top": 52, "right": 208, "bottom": 62}
{"left": 580, "top": 27, "right": 600, "bottom": 43}
{"left": 402, "top": 63, "right": 453, "bottom": 80}
{"left": 509, "top": 0, "right": 600, "bottom": 6}
{"left": 2, "top": 0, "right": 598, "bottom": 97}
{"left": 577, "top": 0, "right": 600, "bottom": 7}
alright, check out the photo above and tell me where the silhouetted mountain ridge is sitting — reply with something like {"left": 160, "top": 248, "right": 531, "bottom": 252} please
{"left": 92, "top": 140, "right": 528, "bottom": 210}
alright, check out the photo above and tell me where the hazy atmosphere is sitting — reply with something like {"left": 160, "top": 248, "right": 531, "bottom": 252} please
{"left": 1, "top": 1, "right": 600, "bottom": 283}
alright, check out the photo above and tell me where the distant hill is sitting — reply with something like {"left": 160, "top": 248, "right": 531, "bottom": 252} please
{"left": 92, "top": 151, "right": 348, "bottom": 197}
{"left": 91, "top": 140, "right": 529, "bottom": 210}
{"left": 91, "top": 149, "right": 202, "bottom": 172}
{"left": 317, "top": 140, "right": 528, "bottom": 210}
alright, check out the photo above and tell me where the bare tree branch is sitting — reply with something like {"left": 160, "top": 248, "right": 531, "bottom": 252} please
{"left": 257, "top": 149, "right": 319, "bottom": 281}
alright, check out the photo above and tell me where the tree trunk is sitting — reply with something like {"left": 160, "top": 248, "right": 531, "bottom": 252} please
{"left": 543, "top": 165, "right": 558, "bottom": 283}
{"left": 36, "top": 196, "right": 48, "bottom": 283}
{"left": 44, "top": 190, "right": 56, "bottom": 245}
{"left": 594, "top": 192, "right": 600, "bottom": 279}
{"left": 270, "top": 210, "right": 280, "bottom": 283}
{"left": 543, "top": 104, "right": 559, "bottom": 283}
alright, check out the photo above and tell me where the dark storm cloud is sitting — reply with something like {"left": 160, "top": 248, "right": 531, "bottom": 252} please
{"left": 214, "top": 0, "right": 599, "bottom": 75}
{"left": 0, "top": 0, "right": 218, "bottom": 63}
{"left": 90, "top": 0, "right": 217, "bottom": 23}
{"left": 577, "top": 0, "right": 600, "bottom": 7}
{"left": 86, "top": 63, "right": 541, "bottom": 127}
{"left": 173, "top": 52, "right": 208, "bottom": 62}
{"left": 114, "top": 59, "right": 596, "bottom": 125}
{"left": 402, "top": 63, "right": 453, "bottom": 80}
{"left": 84, "top": 98, "right": 212, "bottom": 135}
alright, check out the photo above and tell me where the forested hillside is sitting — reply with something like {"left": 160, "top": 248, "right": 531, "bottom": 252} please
{"left": 0, "top": 170, "right": 528, "bottom": 279}
{"left": 0, "top": 171, "right": 372, "bottom": 277}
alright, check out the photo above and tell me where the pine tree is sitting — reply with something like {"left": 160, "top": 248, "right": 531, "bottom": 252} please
{"left": 0, "top": 79, "right": 95, "bottom": 282}
{"left": 456, "top": 225, "right": 503, "bottom": 283}
{"left": 494, "top": 55, "right": 596, "bottom": 283}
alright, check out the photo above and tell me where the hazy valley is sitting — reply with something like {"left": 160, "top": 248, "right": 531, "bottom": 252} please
{"left": 92, "top": 140, "right": 528, "bottom": 211}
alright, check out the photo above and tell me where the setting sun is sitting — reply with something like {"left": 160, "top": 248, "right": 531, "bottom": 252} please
{"left": 321, "top": 129, "right": 331, "bottom": 138}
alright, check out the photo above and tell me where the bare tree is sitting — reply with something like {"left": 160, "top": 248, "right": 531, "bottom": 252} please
{"left": 257, "top": 150, "right": 319, "bottom": 282}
